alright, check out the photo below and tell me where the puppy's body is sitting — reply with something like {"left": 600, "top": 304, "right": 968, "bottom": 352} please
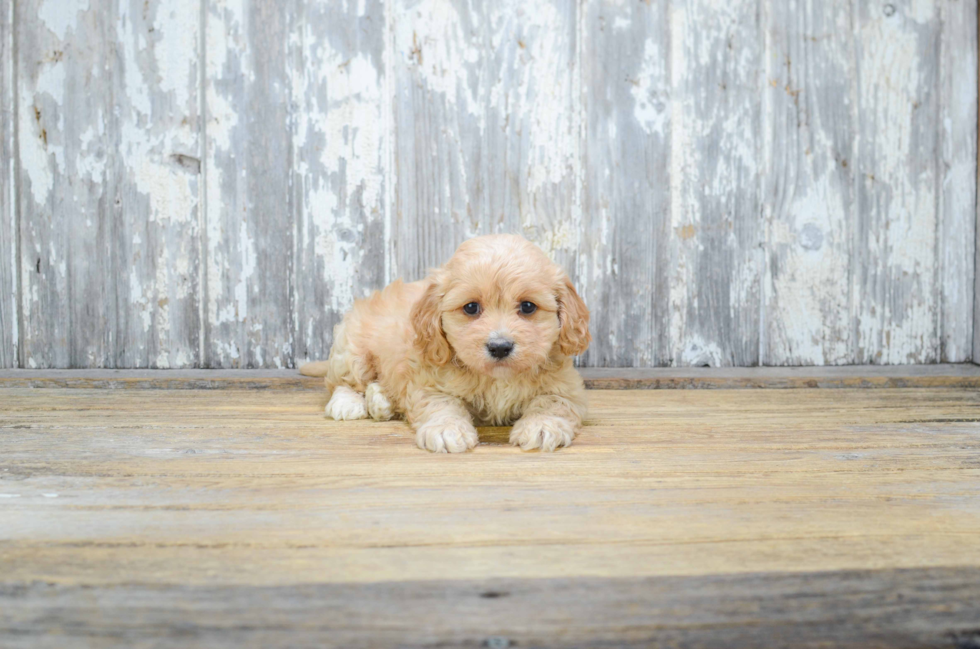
{"left": 302, "top": 235, "right": 590, "bottom": 452}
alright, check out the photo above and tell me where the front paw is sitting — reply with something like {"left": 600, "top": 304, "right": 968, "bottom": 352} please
{"left": 325, "top": 386, "right": 368, "bottom": 420}
{"left": 510, "top": 415, "right": 576, "bottom": 452}
{"left": 415, "top": 418, "right": 479, "bottom": 453}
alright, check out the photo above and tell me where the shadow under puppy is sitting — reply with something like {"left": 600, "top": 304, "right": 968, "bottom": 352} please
{"left": 300, "top": 234, "right": 591, "bottom": 453}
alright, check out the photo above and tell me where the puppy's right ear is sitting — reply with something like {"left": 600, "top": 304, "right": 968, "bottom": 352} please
{"left": 411, "top": 277, "right": 453, "bottom": 366}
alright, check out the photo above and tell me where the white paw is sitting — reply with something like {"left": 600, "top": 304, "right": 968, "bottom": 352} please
{"left": 510, "top": 415, "right": 576, "bottom": 452}
{"left": 415, "top": 417, "right": 479, "bottom": 453}
{"left": 325, "top": 386, "right": 368, "bottom": 420}
{"left": 365, "top": 382, "right": 394, "bottom": 421}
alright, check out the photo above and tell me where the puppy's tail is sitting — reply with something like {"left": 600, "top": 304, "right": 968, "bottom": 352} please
{"left": 298, "top": 360, "right": 331, "bottom": 377}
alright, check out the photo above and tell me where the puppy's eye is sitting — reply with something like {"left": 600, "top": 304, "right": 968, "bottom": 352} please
{"left": 463, "top": 302, "right": 481, "bottom": 316}
{"left": 520, "top": 301, "right": 537, "bottom": 315}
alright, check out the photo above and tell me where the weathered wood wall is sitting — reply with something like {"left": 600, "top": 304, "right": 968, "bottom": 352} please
{"left": 1, "top": 0, "right": 15, "bottom": 369}
{"left": 0, "top": 0, "right": 977, "bottom": 369}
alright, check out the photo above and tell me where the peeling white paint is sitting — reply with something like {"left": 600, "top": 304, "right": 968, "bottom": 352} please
{"left": 205, "top": 0, "right": 252, "bottom": 357}
{"left": 854, "top": 6, "right": 939, "bottom": 364}
{"left": 234, "top": 219, "right": 255, "bottom": 323}
{"left": 18, "top": 80, "right": 55, "bottom": 207}
{"left": 668, "top": 2, "right": 695, "bottom": 365}
{"left": 292, "top": 4, "right": 387, "bottom": 325}
{"left": 130, "top": 266, "right": 151, "bottom": 333}
{"left": 9, "top": 0, "right": 975, "bottom": 369}
{"left": 939, "top": 0, "right": 976, "bottom": 363}
{"left": 631, "top": 37, "right": 668, "bottom": 136}
{"left": 394, "top": 0, "right": 482, "bottom": 119}
{"left": 678, "top": 335, "right": 725, "bottom": 367}
{"left": 152, "top": 4, "right": 198, "bottom": 110}
{"left": 37, "top": 0, "right": 88, "bottom": 40}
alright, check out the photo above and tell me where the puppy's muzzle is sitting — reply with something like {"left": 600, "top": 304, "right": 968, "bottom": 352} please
{"left": 486, "top": 338, "right": 514, "bottom": 360}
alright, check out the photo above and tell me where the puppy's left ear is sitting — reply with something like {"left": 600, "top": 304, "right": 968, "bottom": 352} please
{"left": 556, "top": 273, "right": 591, "bottom": 356}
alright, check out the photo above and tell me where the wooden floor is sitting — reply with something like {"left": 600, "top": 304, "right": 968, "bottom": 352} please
{"left": 2, "top": 380, "right": 980, "bottom": 647}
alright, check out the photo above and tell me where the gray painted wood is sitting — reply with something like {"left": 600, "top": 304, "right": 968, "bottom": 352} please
{"left": 16, "top": 0, "right": 202, "bottom": 369}
{"left": 111, "top": 0, "right": 203, "bottom": 368}
{"left": 3, "top": 364, "right": 980, "bottom": 391}
{"left": 579, "top": 0, "right": 671, "bottom": 368}
{"left": 290, "top": 0, "right": 387, "bottom": 365}
{"left": 5, "top": 0, "right": 978, "bottom": 368}
{"left": 668, "top": 0, "right": 763, "bottom": 367}
{"left": 763, "top": 0, "right": 854, "bottom": 366}
{"left": 852, "top": 0, "right": 943, "bottom": 365}
{"left": 204, "top": 0, "right": 294, "bottom": 368}
{"left": 0, "top": 0, "right": 14, "bottom": 368}
{"left": 17, "top": 0, "right": 109, "bottom": 368}
{"left": 3, "top": 569, "right": 979, "bottom": 648}
{"left": 389, "top": 0, "right": 580, "bottom": 282}
{"left": 940, "top": 0, "right": 977, "bottom": 363}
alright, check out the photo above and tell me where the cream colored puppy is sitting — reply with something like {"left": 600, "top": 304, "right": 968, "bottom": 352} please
{"left": 300, "top": 234, "right": 591, "bottom": 453}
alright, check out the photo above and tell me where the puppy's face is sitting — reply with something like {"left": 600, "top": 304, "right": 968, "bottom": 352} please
{"left": 411, "top": 235, "right": 590, "bottom": 378}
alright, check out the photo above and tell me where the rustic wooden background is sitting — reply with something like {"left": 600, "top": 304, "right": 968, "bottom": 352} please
{"left": 0, "top": 0, "right": 977, "bottom": 369}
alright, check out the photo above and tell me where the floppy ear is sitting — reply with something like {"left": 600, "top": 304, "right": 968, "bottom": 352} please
{"left": 556, "top": 273, "right": 591, "bottom": 357}
{"left": 411, "top": 277, "right": 453, "bottom": 366}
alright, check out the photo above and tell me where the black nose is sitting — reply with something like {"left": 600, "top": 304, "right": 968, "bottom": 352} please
{"left": 486, "top": 340, "right": 514, "bottom": 360}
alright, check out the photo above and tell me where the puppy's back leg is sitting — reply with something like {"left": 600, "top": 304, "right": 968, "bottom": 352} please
{"left": 322, "top": 319, "right": 375, "bottom": 421}
{"left": 325, "top": 385, "right": 369, "bottom": 420}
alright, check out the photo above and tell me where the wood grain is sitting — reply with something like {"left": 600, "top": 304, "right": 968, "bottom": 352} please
{"left": 975, "top": 2, "right": 980, "bottom": 369}
{"left": 1, "top": 386, "right": 979, "bottom": 645}
{"left": 17, "top": 0, "right": 111, "bottom": 368}
{"left": 940, "top": 0, "right": 977, "bottom": 363}
{"left": 389, "top": 0, "right": 580, "bottom": 282}
{"left": 580, "top": 0, "right": 670, "bottom": 367}
{"left": 204, "top": 0, "right": 293, "bottom": 368}
{"left": 290, "top": 0, "right": 387, "bottom": 365}
{"left": 852, "top": 1, "right": 942, "bottom": 364}
{"left": 112, "top": 0, "right": 203, "bottom": 369}
{"left": 15, "top": 0, "right": 202, "bottom": 369}
{"left": 4, "top": 0, "right": 978, "bottom": 369}
{"left": 669, "top": 0, "right": 763, "bottom": 367}
{"left": 0, "top": 0, "right": 14, "bottom": 368}
{"left": 2, "top": 569, "right": 979, "bottom": 648}
{"left": 3, "top": 364, "right": 980, "bottom": 390}
{"left": 763, "top": 0, "right": 853, "bottom": 365}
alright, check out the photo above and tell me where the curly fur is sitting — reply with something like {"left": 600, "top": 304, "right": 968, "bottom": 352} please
{"left": 301, "top": 234, "right": 591, "bottom": 453}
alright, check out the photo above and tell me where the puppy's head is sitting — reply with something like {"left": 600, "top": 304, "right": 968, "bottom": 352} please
{"left": 411, "top": 234, "right": 590, "bottom": 377}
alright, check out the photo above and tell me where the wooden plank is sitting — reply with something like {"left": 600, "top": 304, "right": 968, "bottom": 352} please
{"left": 204, "top": 0, "right": 293, "bottom": 368}
{"left": 0, "top": 387, "right": 978, "bottom": 584}
{"left": 0, "top": 0, "right": 14, "bottom": 367}
{"left": 762, "top": 0, "right": 853, "bottom": 365}
{"left": 290, "top": 0, "right": 387, "bottom": 365}
{"left": 579, "top": 0, "right": 670, "bottom": 367}
{"left": 0, "top": 386, "right": 979, "bottom": 648}
{"left": 668, "top": 0, "right": 763, "bottom": 367}
{"left": 2, "top": 568, "right": 978, "bottom": 648}
{"left": 480, "top": 0, "right": 581, "bottom": 275}
{"left": 16, "top": 0, "right": 202, "bottom": 369}
{"left": 389, "top": 0, "right": 580, "bottom": 283}
{"left": 852, "top": 1, "right": 942, "bottom": 364}
{"left": 3, "top": 364, "right": 980, "bottom": 390}
{"left": 976, "top": 4, "right": 980, "bottom": 367}
{"left": 940, "top": 0, "right": 977, "bottom": 363}
{"left": 579, "top": 363, "right": 980, "bottom": 390}
{"left": 111, "top": 0, "right": 203, "bottom": 368}
{"left": 5, "top": 0, "right": 976, "bottom": 371}
{"left": 16, "top": 1, "right": 110, "bottom": 368}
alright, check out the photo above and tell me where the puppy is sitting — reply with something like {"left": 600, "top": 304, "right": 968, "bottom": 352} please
{"left": 300, "top": 234, "right": 591, "bottom": 453}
